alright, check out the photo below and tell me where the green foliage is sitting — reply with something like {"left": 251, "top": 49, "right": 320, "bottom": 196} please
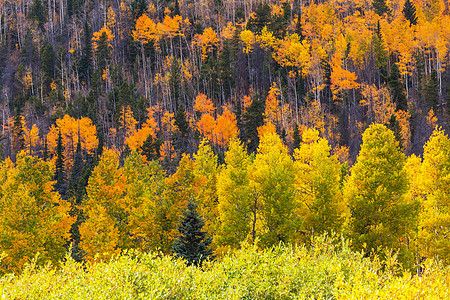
{"left": 11, "top": 109, "right": 25, "bottom": 157}
{"left": 172, "top": 200, "right": 214, "bottom": 266}
{"left": 29, "top": 0, "right": 46, "bottom": 30}
{"left": 216, "top": 138, "right": 253, "bottom": 248}
{"left": 292, "top": 124, "right": 301, "bottom": 150}
{"left": 403, "top": 0, "right": 418, "bottom": 26}
{"left": 246, "top": 3, "right": 272, "bottom": 34}
{"left": 175, "top": 105, "right": 189, "bottom": 137}
{"left": 240, "top": 97, "right": 265, "bottom": 153}
{"left": 418, "top": 128, "right": 450, "bottom": 264}
{"left": 372, "top": 0, "right": 391, "bottom": 16}
{"left": 388, "top": 64, "right": 407, "bottom": 111}
{"left": 424, "top": 70, "right": 439, "bottom": 110}
{"left": 79, "top": 22, "right": 93, "bottom": 84}
{"left": 41, "top": 42, "right": 55, "bottom": 92}
{"left": 140, "top": 135, "right": 162, "bottom": 161}
{"left": 345, "top": 124, "right": 418, "bottom": 262}
{"left": 2, "top": 235, "right": 450, "bottom": 299}
{"left": 54, "top": 130, "right": 65, "bottom": 198}
{"left": 386, "top": 114, "right": 404, "bottom": 151}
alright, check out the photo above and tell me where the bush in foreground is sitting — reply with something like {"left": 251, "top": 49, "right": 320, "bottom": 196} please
{"left": 1, "top": 235, "right": 449, "bottom": 299}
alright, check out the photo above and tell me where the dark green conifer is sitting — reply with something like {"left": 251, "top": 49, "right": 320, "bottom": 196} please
{"left": 29, "top": 0, "right": 46, "bottom": 31}
{"left": 386, "top": 114, "right": 404, "bottom": 151}
{"left": 403, "top": 0, "right": 418, "bottom": 26}
{"left": 175, "top": 105, "right": 189, "bottom": 137}
{"left": 41, "top": 42, "right": 55, "bottom": 91}
{"left": 372, "top": 0, "right": 391, "bottom": 16}
{"left": 246, "top": 3, "right": 272, "bottom": 34}
{"left": 172, "top": 0, "right": 181, "bottom": 16}
{"left": 141, "top": 135, "right": 162, "bottom": 161}
{"left": 172, "top": 200, "right": 215, "bottom": 267}
{"left": 68, "top": 138, "right": 83, "bottom": 199}
{"left": 130, "top": 0, "right": 148, "bottom": 21}
{"left": 79, "top": 22, "right": 93, "bottom": 84}
{"left": 43, "top": 137, "right": 48, "bottom": 160}
{"left": 54, "top": 130, "right": 66, "bottom": 197}
{"left": 424, "top": 70, "right": 439, "bottom": 110}
{"left": 21, "top": 28, "right": 35, "bottom": 66}
{"left": 240, "top": 96, "right": 265, "bottom": 153}
{"left": 388, "top": 64, "right": 407, "bottom": 111}
{"left": 12, "top": 107, "right": 25, "bottom": 156}
{"left": 293, "top": 125, "right": 301, "bottom": 150}
{"left": 96, "top": 32, "right": 110, "bottom": 72}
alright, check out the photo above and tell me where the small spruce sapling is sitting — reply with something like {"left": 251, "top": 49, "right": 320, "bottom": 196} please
{"left": 172, "top": 200, "right": 215, "bottom": 266}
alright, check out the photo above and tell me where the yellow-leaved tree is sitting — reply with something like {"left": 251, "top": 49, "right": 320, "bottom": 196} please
{"left": 79, "top": 149, "right": 123, "bottom": 262}
{"left": 249, "top": 130, "right": 296, "bottom": 246}
{"left": 345, "top": 124, "right": 418, "bottom": 264}
{"left": 417, "top": 128, "right": 450, "bottom": 264}
{"left": 216, "top": 138, "right": 253, "bottom": 250}
{"left": 0, "top": 152, "right": 73, "bottom": 274}
{"left": 293, "top": 128, "right": 346, "bottom": 241}
{"left": 124, "top": 151, "right": 181, "bottom": 253}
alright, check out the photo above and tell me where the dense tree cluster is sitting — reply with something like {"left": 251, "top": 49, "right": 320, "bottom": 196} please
{"left": 1, "top": 122, "right": 450, "bottom": 273}
{"left": 0, "top": 0, "right": 449, "bottom": 274}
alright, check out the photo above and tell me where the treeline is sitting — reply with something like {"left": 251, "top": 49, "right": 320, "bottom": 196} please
{"left": 1, "top": 122, "right": 449, "bottom": 274}
{"left": 0, "top": 0, "right": 449, "bottom": 161}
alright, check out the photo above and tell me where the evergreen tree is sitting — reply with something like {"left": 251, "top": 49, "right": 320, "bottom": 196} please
{"left": 29, "top": 0, "right": 46, "bottom": 31}
{"left": 372, "top": 0, "right": 391, "bottom": 16}
{"left": 21, "top": 28, "right": 35, "bottom": 66}
{"left": 68, "top": 139, "right": 83, "bottom": 199}
{"left": 96, "top": 31, "right": 110, "bottom": 72}
{"left": 12, "top": 108, "right": 25, "bottom": 157}
{"left": 372, "top": 21, "right": 388, "bottom": 84}
{"left": 172, "top": 200, "right": 215, "bottom": 266}
{"left": 41, "top": 42, "right": 55, "bottom": 92}
{"left": 79, "top": 22, "right": 93, "bottom": 84}
{"left": 296, "top": 12, "right": 304, "bottom": 40}
{"left": 388, "top": 64, "right": 407, "bottom": 111}
{"left": 130, "top": 0, "right": 148, "bottom": 21}
{"left": 54, "top": 130, "right": 65, "bottom": 198}
{"left": 293, "top": 125, "right": 301, "bottom": 150}
{"left": 218, "top": 34, "right": 237, "bottom": 101}
{"left": 67, "top": 139, "right": 86, "bottom": 262}
{"left": 67, "top": 0, "right": 80, "bottom": 17}
{"left": 43, "top": 137, "right": 48, "bottom": 160}
{"left": 246, "top": 3, "right": 272, "bottom": 34}
{"left": 424, "top": 70, "right": 439, "bottom": 110}
{"left": 175, "top": 105, "right": 189, "bottom": 137}
{"left": 171, "top": 0, "right": 181, "bottom": 16}
{"left": 141, "top": 135, "right": 162, "bottom": 161}
{"left": 403, "top": 0, "right": 417, "bottom": 26}
{"left": 240, "top": 97, "right": 265, "bottom": 153}
{"left": 386, "top": 114, "right": 404, "bottom": 151}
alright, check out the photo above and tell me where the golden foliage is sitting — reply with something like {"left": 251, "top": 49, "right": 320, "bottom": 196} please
{"left": 194, "top": 93, "right": 215, "bottom": 114}
{"left": 92, "top": 26, "right": 114, "bottom": 50}
{"left": 47, "top": 115, "right": 98, "bottom": 170}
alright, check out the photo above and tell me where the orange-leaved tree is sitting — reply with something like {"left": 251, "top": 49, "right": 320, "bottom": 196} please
{"left": 47, "top": 115, "right": 98, "bottom": 171}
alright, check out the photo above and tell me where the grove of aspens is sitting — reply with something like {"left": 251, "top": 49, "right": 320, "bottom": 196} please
{"left": 0, "top": 0, "right": 449, "bottom": 298}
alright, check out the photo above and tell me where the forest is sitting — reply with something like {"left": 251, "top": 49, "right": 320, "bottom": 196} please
{"left": 0, "top": 0, "right": 449, "bottom": 284}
